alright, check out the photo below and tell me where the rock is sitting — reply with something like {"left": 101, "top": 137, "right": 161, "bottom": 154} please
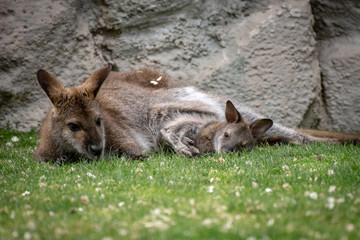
{"left": 310, "top": 0, "right": 360, "bottom": 132}
{"left": 0, "top": 0, "right": 359, "bottom": 133}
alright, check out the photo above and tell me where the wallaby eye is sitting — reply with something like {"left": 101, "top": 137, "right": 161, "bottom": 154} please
{"left": 96, "top": 117, "right": 102, "bottom": 127}
{"left": 68, "top": 123, "right": 80, "bottom": 132}
{"left": 224, "top": 132, "right": 229, "bottom": 139}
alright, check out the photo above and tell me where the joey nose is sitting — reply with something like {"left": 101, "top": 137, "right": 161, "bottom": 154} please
{"left": 89, "top": 144, "right": 103, "bottom": 157}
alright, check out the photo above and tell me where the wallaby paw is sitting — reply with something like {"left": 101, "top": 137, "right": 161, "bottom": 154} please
{"left": 125, "top": 146, "right": 149, "bottom": 160}
{"left": 182, "top": 137, "right": 195, "bottom": 145}
{"left": 176, "top": 145, "right": 200, "bottom": 157}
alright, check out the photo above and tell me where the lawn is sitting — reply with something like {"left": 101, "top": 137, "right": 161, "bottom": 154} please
{"left": 0, "top": 129, "right": 359, "bottom": 240}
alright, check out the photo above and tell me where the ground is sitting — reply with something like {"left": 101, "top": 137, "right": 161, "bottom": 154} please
{"left": 0, "top": 129, "right": 359, "bottom": 240}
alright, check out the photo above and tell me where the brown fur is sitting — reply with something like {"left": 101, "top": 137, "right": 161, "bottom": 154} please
{"left": 295, "top": 128, "right": 360, "bottom": 145}
{"left": 35, "top": 67, "right": 111, "bottom": 162}
{"left": 35, "top": 66, "right": 359, "bottom": 162}
{"left": 194, "top": 101, "right": 273, "bottom": 154}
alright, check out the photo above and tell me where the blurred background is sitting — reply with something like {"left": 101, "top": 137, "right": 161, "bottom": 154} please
{"left": 0, "top": 0, "right": 359, "bottom": 133}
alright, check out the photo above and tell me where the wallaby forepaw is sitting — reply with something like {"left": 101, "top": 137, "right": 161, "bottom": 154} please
{"left": 182, "top": 137, "right": 195, "bottom": 145}
{"left": 176, "top": 145, "right": 200, "bottom": 157}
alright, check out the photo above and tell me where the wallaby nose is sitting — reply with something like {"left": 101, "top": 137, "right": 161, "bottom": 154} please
{"left": 89, "top": 144, "right": 103, "bottom": 157}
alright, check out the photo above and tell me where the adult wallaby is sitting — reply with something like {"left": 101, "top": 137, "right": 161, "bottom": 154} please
{"left": 35, "top": 66, "right": 360, "bottom": 162}
{"left": 158, "top": 100, "right": 273, "bottom": 156}
{"left": 35, "top": 67, "right": 112, "bottom": 163}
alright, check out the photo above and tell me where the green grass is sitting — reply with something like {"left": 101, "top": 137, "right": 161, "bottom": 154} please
{"left": 1, "top": 129, "right": 360, "bottom": 240}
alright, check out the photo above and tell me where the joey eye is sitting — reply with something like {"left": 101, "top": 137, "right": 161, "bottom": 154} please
{"left": 68, "top": 123, "right": 80, "bottom": 132}
{"left": 96, "top": 117, "right": 102, "bottom": 127}
{"left": 224, "top": 132, "right": 229, "bottom": 138}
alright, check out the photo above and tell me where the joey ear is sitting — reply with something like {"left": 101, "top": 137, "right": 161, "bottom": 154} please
{"left": 37, "top": 69, "right": 65, "bottom": 105}
{"left": 250, "top": 119, "right": 273, "bottom": 138}
{"left": 225, "top": 100, "right": 243, "bottom": 123}
{"left": 81, "top": 65, "right": 112, "bottom": 98}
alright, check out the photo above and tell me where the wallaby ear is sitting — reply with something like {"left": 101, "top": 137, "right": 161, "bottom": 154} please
{"left": 250, "top": 119, "right": 273, "bottom": 138}
{"left": 81, "top": 65, "right": 112, "bottom": 98}
{"left": 37, "top": 69, "right": 65, "bottom": 105}
{"left": 225, "top": 100, "right": 243, "bottom": 123}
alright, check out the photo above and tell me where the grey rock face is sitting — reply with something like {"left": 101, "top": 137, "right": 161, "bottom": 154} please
{"left": 311, "top": 0, "right": 360, "bottom": 132}
{"left": 0, "top": 0, "right": 359, "bottom": 133}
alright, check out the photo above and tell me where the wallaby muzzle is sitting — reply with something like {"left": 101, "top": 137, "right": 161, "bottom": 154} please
{"left": 88, "top": 143, "right": 103, "bottom": 157}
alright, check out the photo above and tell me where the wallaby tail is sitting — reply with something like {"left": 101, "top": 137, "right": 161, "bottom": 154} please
{"left": 295, "top": 128, "right": 360, "bottom": 145}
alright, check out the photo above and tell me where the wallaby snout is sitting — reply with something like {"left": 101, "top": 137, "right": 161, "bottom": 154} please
{"left": 88, "top": 143, "right": 103, "bottom": 157}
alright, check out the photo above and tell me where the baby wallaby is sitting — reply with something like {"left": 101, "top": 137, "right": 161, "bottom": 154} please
{"left": 159, "top": 101, "right": 273, "bottom": 156}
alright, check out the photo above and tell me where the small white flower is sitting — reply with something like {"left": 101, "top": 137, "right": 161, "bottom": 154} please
{"left": 207, "top": 185, "right": 214, "bottom": 193}
{"left": 23, "top": 232, "right": 32, "bottom": 240}
{"left": 100, "top": 193, "right": 105, "bottom": 199}
{"left": 282, "top": 165, "right": 289, "bottom": 171}
{"left": 11, "top": 136, "right": 19, "bottom": 142}
{"left": 81, "top": 195, "right": 89, "bottom": 204}
{"left": 326, "top": 197, "right": 335, "bottom": 209}
{"left": 152, "top": 208, "right": 161, "bottom": 215}
{"left": 328, "top": 169, "right": 334, "bottom": 175}
{"left": 209, "top": 178, "right": 214, "bottom": 183}
{"left": 87, "top": 172, "right": 96, "bottom": 179}
{"left": 309, "top": 192, "right": 318, "bottom": 200}
{"left": 346, "top": 223, "right": 355, "bottom": 232}
{"left": 265, "top": 188, "right": 272, "bottom": 193}
{"left": 118, "top": 202, "right": 125, "bottom": 207}
{"left": 328, "top": 185, "right": 336, "bottom": 193}
{"left": 101, "top": 237, "right": 113, "bottom": 240}
{"left": 22, "top": 191, "right": 30, "bottom": 196}
{"left": 78, "top": 207, "right": 84, "bottom": 212}
{"left": 149, "top": 176, "right": 153, "bottom": 180}
{"left": 282, "top": 183, "right": 291, "bottom": 189}
{"left": 95, "top": 188, "right": 101, "bottom": 192}
{"left": 267, "top": 218, "right": 275, "bottom": 226}
{"left": 245, "top": 160, "right": 252, "bottom": 165}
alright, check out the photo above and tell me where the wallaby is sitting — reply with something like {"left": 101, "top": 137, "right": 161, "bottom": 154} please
{"left": 158, "top": 100, "right": 273, "bottom": 156}
{"left": 34, "top": 66, "right": 112, "bottom": 163}
{"left": 35, "top": 66, "right": 360, "bottom": 162}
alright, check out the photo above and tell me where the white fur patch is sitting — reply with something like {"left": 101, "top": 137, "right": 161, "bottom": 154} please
{"left": 213, "top": 135, "right": 222, "bottom": 153}
{"left": 176, "top": 87, "right": 224, "bottom": 117}
{"left": 131, "top": 128, "right": 152, "bottom": 152}
{"left": 162, "top": 115, "right": 205, "bottom": 129}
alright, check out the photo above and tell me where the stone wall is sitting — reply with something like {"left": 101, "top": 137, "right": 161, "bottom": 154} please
{"left": 0, "top": 0, "right": 359, "bottom": 133}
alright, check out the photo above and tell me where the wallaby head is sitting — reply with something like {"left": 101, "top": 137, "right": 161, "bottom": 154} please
{"left": 196, "top": 101, "right": 273, "bottom": 154}
{"left": 36, "top": 66, "right": 112, "bottom": 160}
